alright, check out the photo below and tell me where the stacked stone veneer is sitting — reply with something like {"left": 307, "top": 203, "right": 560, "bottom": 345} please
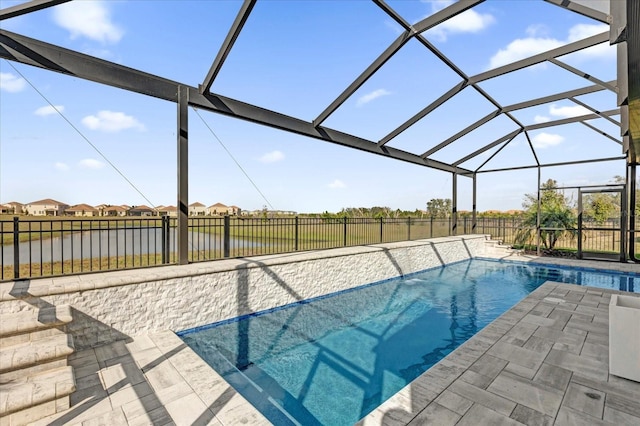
{"left": 0, "top": 235, "right": 488, "bottom": 350}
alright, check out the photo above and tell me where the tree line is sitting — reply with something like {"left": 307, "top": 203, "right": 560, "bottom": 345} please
{"left": 316, "top": 176, "right": 638, "bottom": 252}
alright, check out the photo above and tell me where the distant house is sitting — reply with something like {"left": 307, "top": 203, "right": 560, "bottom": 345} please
{"left": 1, "top": 201, "right": 25, "bottom": 215}
{"left": 65, "top": 203, "right": 99, "bottom": 217}
{"left": 101, "top": 205, "right": 128, "bottom": 217}
{"left": 206, "top": 203, "right": 228, "bottom": 216}
{"left": 157, "top": 205, "right": 177, "bottom": 217}
{"left": 128, "top": 205, "right": 155, "bottom": 217}
{"left": 189, "top": 202, "right": 206, "bottom": 216}
{"left": 11, "top": 202, "right": 26, "bottom": 214}
{"left": 25, "top": 199, "right": 69, "bottom": 216}
{"left": 227, "top": 205, "right": 242, "bottom": 216}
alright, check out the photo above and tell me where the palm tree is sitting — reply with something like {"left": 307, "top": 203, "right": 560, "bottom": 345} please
{"left": 515, "top": 179, "right": 577, "bottom": 250}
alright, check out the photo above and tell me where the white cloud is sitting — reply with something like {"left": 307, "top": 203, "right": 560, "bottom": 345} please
{"left": 567, "top": 23, "right": 615, "bottom": 59}
{"left": 34, "top": 105, "right": 64, "bottom": 116}
{"left": 488, "top": 37, "right": 562, "bottom": 69}
{"left": 0, "top": 72, "right": 26, "bottom": 93}
{"left": 53, "top": 0, "right": 123, "bottom": 44}
{"left": 567, "top": 23, "right": 607, "bottom": 42}
{"left": 54, "top": 162, "right": 69, "bottom": 171}
{"left": 427, "top": 1, "right": 495, "bottom": 42}
{"left": 328, "top": 179, "right": 346, "bottom": 189}
{"left": 82, "top": 110, "right": 145, "bottom": 132}
{"left": 258, "top": 150, "right": 285, "bottom": 164}
{"left": 533, "top": 115, "right": 550, "bottom": 124}
{"left": 488, "top": 23, "right": 612, "bottom": 69}
{"left": 357, "top": 89, "right": 392, "bottom": 106}
{"left": 531, "top": 132, "right": 564, "bottom": 149}
{"left": 78, "top": 158, "right": 105, "bottom": 169}
{"left": 549, "top": 104, "right": 591, "bottom": 118}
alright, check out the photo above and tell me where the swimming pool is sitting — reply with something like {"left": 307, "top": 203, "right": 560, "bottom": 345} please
{"left": 179, "top": 258, "right": 639, "bottom": 425}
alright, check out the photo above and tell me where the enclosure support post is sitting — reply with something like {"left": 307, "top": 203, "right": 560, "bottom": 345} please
{"left": 343, "top": 217, "right": 348, "bottom": 247}
{"left": 472, "top": 173, "right": 477, "bottom": 234}
{"left": 223, "top": 215, "right": 230, "bottom": 258}
{"left": 13, "top": 217, "right": 19, "bottom": 279}
{"left": 630, "top": 164, "right": 637, "bottom": 261}
{"left": 620, "top": 179, "right": 628, "bottom": 262}
{"left": 452, "top": 172, "right": 458, "bottom": 236}
{"left": 177, "top": 85, "right": 189, "bottom": 265}
{"left": 161, "top": 216, "right": 169, "bottom": 264}
{"left": 577, "top": 189, "right": 583, "bottom": 259}
{"left": 536, "top": 166, "right": 541, "bottom": 256}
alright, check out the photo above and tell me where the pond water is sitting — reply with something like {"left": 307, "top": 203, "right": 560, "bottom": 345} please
{"left": 1, "top": 228, "right": 260, "bottom": 265}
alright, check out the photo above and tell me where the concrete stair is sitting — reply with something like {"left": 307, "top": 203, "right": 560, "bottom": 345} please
{"left": 0, "top": 305, "right": 76, "bottom": 426}
{"left": 484, "top": 237, "right": 523, "bottom": 258}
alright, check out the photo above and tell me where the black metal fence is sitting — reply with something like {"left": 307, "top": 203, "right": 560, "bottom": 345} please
{"left": 2, "top": 215, "right": 638, "bottom": 281}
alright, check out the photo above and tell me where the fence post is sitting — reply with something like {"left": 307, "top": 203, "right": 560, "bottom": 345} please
{"left": 407, "top": 217, "right": 411, "bottom": 241}
{"left": 380, "top": 217, "right": 383, "bottom": 243}
{"left": 161, "top": 216, "right": 169, "bottom": 264}
{"left": 223, "top": 215, "right": 230, "bottom": 257}
{"left": 13, "top": 217, "right": 19, "bottom": 279}
{"left": 464, "top": 216, "right": 468, "bottom": 234}
{"left": 295, "top": 216, "right": 299, "bottom": 251}
{"left": 343, "top": 217, "right": 347, "bottom": 247}
{"left": 430, "top": 217, "right": 433, "bottom": 238}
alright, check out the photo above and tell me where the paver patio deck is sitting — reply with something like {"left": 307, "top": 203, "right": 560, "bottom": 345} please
{"left": 17, "top": 256, "right": 640, "bottom": 426}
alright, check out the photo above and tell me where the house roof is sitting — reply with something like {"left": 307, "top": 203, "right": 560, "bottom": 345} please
{"left": 27, "top": 198, "right": 68, "bottom": 206}
{"left": 189, "top": 202, "right": 205, "bottom": 207}
{"left": 208, "top": 203, "right": 227, "bottom": 208}
{"left": 129, "top": 205, "right": 154, "bottom": 211}
{"left": 6, "top": 201, "right": 24, "bottom": 207}
{"left": 103, "top": 205, "right": 127, "bottom": 212}
{"left": 66, "top": 203, "right": 98, "bottom": 212}
{"left": 158, "top": 205, "right": 177, "bottom": 212}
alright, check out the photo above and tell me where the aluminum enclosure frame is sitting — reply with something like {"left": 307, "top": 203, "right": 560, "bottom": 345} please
{"left": 0, "top": 0, "right": 637, "bottom": 263}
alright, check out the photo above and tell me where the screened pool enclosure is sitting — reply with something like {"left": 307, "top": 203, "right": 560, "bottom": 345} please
{"left": 1, "top": 0, "right": 638, "bottom": 264}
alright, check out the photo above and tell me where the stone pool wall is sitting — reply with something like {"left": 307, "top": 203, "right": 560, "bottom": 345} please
{"left": 0, "top": 235, "right": 487, "bottom": 349}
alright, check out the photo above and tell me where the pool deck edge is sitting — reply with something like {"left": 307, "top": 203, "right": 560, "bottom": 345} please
{"left": 358, "top": 280, "right": 640, "bottom": 425}
{"left": 29, "top": 331, "right": 271, "bottom": 426}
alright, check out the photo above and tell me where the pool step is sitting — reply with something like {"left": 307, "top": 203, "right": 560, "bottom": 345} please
{"left": 484, "top": 238, "right": 522, "bottom": 258}
{"left": 0, "top": 304, "right": 76, "bottom": 426}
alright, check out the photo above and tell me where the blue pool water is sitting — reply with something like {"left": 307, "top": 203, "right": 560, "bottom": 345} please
{"left": 179, "top": 258, "right": 639, "bottom": 425}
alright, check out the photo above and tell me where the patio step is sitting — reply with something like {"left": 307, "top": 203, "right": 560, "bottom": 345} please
{"left": 0, "top": 305, "right": 72, "bottom": 339}
{"left": 0, "top": 333, "right": 75, "bottom": 381}
{"left": 0, "top": 304, "right": 76, "bottom": 426}
{"left": 0, "top": 366, "right": 75, "bottom": 423}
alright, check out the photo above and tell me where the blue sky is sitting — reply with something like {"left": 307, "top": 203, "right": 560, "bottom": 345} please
{"left": 0, "top": 0, "right": 624, "bottom": 213}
